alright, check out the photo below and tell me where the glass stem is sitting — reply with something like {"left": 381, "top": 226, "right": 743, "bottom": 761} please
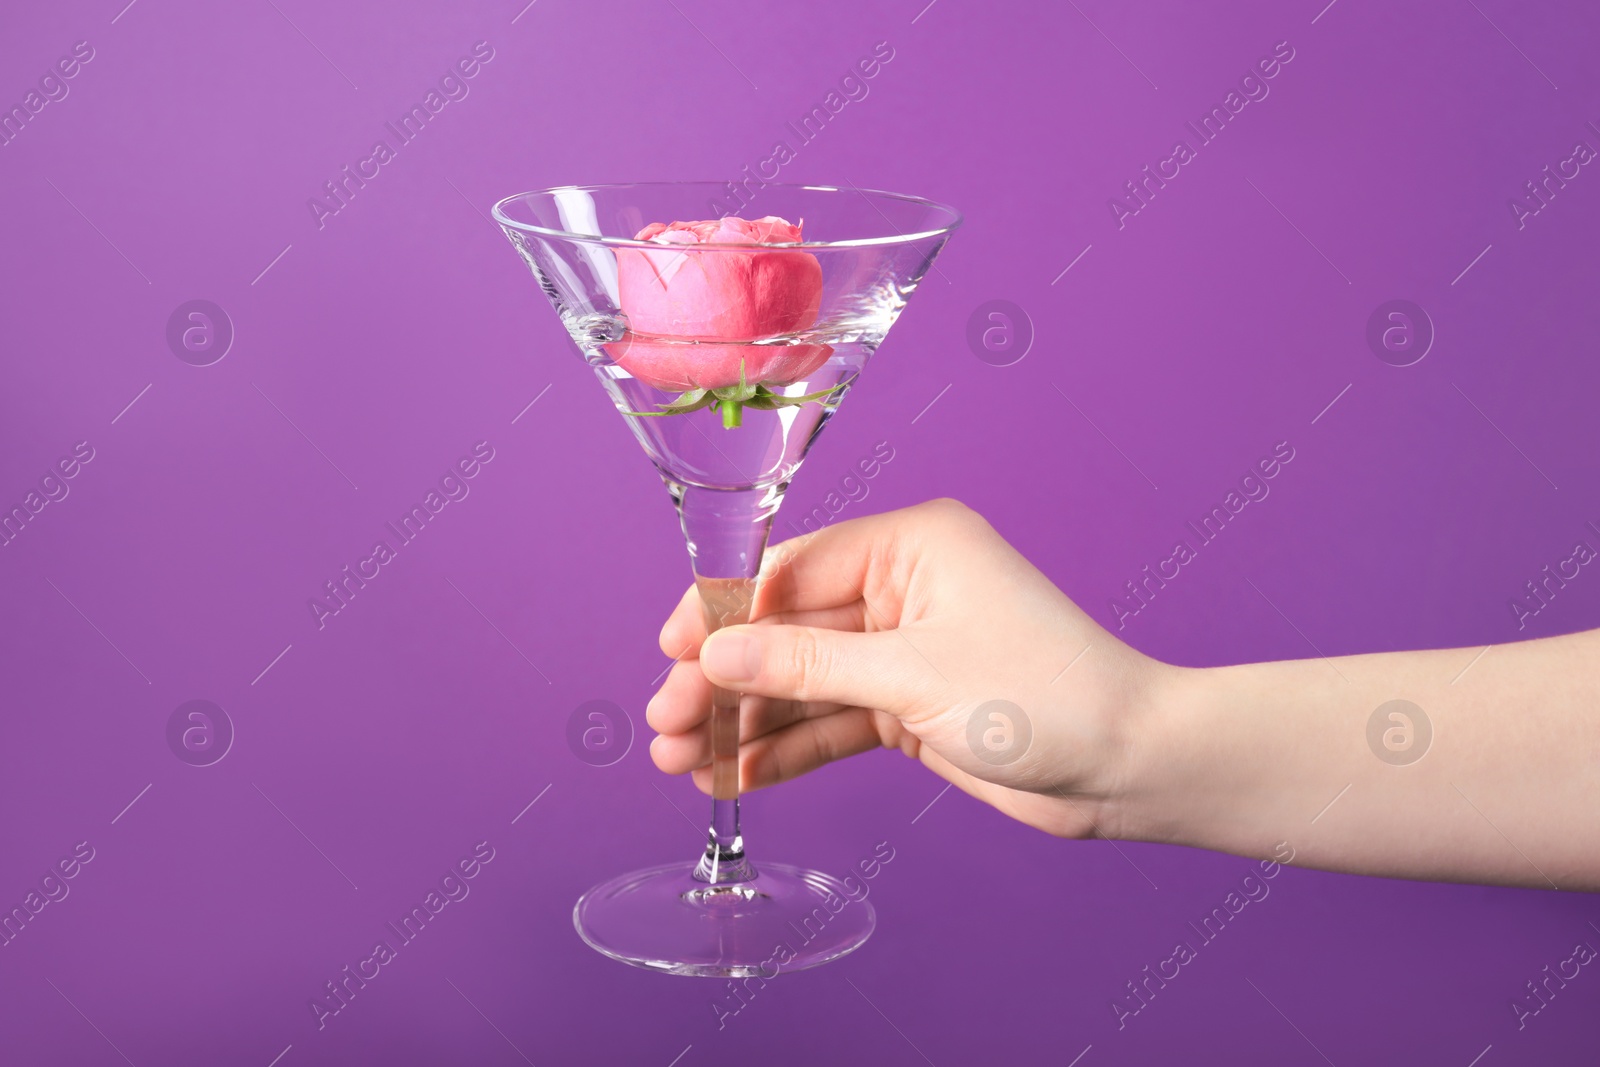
{"left": 672, "top": 482, "right": 782, "bottom": 885}
{"left": 697, "top": 583, "right": 753, "bottom": 884}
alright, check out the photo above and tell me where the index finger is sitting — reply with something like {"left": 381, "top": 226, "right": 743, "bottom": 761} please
{"left": 658, "top": 584, "right": 707, "bottom": 660}
{"left": 753, "top": 500, "right": 954, "bottom": 619}
{"left": 657, "top": 580, "right": 871, "bottom": 661}
{"left": 658, "top": 502, "right": 951, "bottom": 659}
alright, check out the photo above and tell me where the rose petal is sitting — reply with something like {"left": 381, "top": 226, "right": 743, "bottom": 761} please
{"left": 604, "top": 338, "right": 833, "bottom": 392}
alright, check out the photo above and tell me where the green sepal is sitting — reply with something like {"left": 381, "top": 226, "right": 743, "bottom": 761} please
{"left": 623, "top": 388, "right": 714, "bottom": 417}
{"left": 742, "top": 383, "right": 848, "bottom": 409}
{"left": 625, "top": 375, "right": 848, "bottom": 424}
{"left": 710, "top": 360, "right": 759, "bottom": 403}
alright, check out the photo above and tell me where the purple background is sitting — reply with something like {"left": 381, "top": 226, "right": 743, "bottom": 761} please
{"left": 3, "top": 0, "right": 1599, "bottom": 1063}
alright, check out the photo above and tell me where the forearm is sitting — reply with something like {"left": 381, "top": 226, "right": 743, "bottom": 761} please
{"left": 1114, "top": 629, "right": 1600, "bottom": 891}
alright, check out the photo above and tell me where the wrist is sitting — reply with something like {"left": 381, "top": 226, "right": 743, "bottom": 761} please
{"left": 1094, "top": 657, "right": 1217, "bottom": 845}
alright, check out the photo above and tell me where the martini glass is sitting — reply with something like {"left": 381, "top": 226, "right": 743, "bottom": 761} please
{"left": 492, "top": 182, "right": 959, "bottom": 977}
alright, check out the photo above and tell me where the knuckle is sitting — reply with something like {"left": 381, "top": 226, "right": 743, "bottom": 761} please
{"left": 923, "top": 496, "right": 976, "bottom": 526}
{"left": 762, "top": 533, "right": 805, "bottom": 575}
{"left": 924, "top": 496, "right": 991, "bottom": 538}
{"left": 803, "top": 728, "right": 832, "bottom": 779}
{"left": 785, "top": 628, "right": 832, "bottom": 699}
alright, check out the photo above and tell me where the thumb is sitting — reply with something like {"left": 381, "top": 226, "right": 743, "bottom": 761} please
{"left": 700, "top": 623, "right": 941, "bottom": 714}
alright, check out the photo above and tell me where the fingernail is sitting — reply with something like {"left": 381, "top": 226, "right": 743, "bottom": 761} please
{"left": 703, "top": 630, "right": 758, "bottom": 684}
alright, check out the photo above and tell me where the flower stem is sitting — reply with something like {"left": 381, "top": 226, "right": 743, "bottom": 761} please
{"left": 720, "top": 399, "right": 743, "bottom": 429}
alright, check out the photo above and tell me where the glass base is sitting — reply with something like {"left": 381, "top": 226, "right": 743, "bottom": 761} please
{"left": 573, "top": 861, "right": 875, "bottom": 977}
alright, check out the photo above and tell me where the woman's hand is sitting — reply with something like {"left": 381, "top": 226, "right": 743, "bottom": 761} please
{"left": 646, "top": 499, "right": 1171, "bottom": 840}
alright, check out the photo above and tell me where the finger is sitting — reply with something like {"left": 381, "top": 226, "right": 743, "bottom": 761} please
{"left": 699, "top": 623, "right": 944, "bottom": 714}
{"left": 658, "top": 591, "right": 870, "bottom": 673}
{"left": 688, "top": 706, "right": 889, "bottom": 794}
{"left": 647, "top": 648, "right": 854, "bottom": 734}
{"left": 739, "top": 706, "right": 894, "bottom": 790}
{"left": 758, "top": 602, "right": 868, "bottom": 633}
{"left": 754, "top": 516, "right": 901, "bottom": 619}
{"left": 754, "top": 499, "right": 978, "bottom": 619}
{"left": 645, "top": 657, "right": 715, "bottom": 734}
{"left": 649, "top": 692, "right": 848, "bottom": 774}
{"left": 660, "top": 499, "right": 984, "bottom": 659}
{"left": 658, "top": 584, "right": 707, "bottom": 660}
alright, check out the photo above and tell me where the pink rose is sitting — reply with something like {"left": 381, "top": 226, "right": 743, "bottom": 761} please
{"left": 607, "top": 216, "right": 830, "bottom": 392}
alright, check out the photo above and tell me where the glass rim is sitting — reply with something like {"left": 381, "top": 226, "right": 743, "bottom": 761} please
{"left": 490, "top": 181, "right": 962, "bottom": 250}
